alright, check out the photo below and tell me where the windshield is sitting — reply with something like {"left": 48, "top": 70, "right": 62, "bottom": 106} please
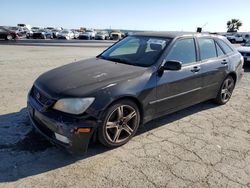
{"left": 99, "top": 36, "right": 171, "bottom": 67}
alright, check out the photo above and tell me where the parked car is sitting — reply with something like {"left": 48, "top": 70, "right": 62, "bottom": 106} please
{"left": 110, "top": 30, "right": 124, "bottom": 40}
{"left": 26, "top": 27, "right": 41, "bottom": 38}
{"left": 0, "top": 27, "right": 18, "bottom": 40}
{"left": 227, "top": 33, "right": 245, "bottom": 43}
{"left": 78, "top": 29, "right": 96, "bottom": 40}
{"left": 242, "top": 33, "right": 250, "bottom": 42}
{"left": 238, "top": 40, "right": 250, "bottom": 64}
{"left": 27, "top": 32, "right": 244, "bottom": 154}
{"left": 51, "top": 29, "right": 61, "bottom": 38}
{"left": 32, "top": 29, "right": 53, "bottom": 39}
{"left": 95, "top": 31, "right": 109, "bottom": 40}
{"left": 71, "top": 30, "right": 80, "bottom": 39}
{"left": 57, "top": 30, "right": 75, "bottom": 40}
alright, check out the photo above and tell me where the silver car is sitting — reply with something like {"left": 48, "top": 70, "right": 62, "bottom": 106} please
{"left": 57, "top": 30, "right": 74, "bottom": 40}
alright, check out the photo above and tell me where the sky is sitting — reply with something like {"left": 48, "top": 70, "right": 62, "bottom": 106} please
{"left": 1, "top": 0, "right": 250, "bottom": 32}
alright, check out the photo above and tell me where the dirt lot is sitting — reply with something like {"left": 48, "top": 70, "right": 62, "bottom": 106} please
{"left": 0, "top": 42, "right": 250, "bottom": 188}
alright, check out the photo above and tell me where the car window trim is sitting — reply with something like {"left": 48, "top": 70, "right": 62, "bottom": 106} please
{"left": 215, "top": 41, "right": 226, "bottom": 57}
{"left": 215, "top": 38, "right": 235, "bottom": 55}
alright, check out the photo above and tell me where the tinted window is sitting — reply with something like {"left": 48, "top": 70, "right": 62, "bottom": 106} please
{"left": 167, "top": 38, "right": 196, "bottom": 64}
{"left": 217, "top": 39, "right": 233, "bottom": 54}
{"left": 198, "top": 38, "right": 217, "bottom": 60}
{"left": 216, "top": 42, "right": 225, "bottom": 57}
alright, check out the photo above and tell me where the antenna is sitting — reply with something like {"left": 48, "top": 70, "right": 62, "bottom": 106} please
{"left": 196, "top": 22, "right": 208, "bottom": 33}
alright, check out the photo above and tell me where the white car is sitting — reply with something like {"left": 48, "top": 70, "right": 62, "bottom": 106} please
{"left": 238, "top": 40, "right": 250, "bottom": 64}
{"left": 79, "top": 29, "right": 96, "bottom": 40}
{"left": 57, "top": 30, "right": 74, "bottom": 40}
{"left": 227, "top": 33, "right": 245, "bottom": 43}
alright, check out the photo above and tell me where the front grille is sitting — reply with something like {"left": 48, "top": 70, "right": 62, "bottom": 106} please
{"left": 31, "top": 87, "right": 54, "bottom": 107}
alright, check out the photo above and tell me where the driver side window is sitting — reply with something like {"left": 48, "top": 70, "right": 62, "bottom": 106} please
{"left": 166, "top": 38, "right": 196, "bottom": 65}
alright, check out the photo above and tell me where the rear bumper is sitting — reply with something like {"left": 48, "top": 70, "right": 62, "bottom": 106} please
{"left": 27, "top": 94, "right": 97, "bottom": 154}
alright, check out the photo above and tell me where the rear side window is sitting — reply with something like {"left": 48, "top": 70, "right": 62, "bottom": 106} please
{"left": 198, "top": 38, "right": 217, "bottom": 60}
{"left": 217, "top": 39, "right": 233, "bottom": 54}
{"left": 167, "top": 38, "right": 196, "bottom": 65}
{"left": 216, "top": 42, "right": 225, "bottom": 57}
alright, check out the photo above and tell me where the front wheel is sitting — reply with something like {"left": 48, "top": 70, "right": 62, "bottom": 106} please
{"left": 98, "top": 100, "right": 140, "bottom": 148}
{"left": 6, "top": 34, "right": 13, "bottom": 40}
{"left": 214, "top": 76, "right": 235, "bottom": 105}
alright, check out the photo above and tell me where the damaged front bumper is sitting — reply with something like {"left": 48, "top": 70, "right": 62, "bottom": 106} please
{"left": 27, "top": 94, "right": 98, "bottom": 154}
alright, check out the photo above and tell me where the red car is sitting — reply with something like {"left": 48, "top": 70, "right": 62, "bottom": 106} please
{"left": 0, "top": 27, "right": 18, "bottom": 40}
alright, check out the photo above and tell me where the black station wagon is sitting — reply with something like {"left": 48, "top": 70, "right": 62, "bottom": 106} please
{"left": 28, "top": 32, "right": 244, "bottom": 153}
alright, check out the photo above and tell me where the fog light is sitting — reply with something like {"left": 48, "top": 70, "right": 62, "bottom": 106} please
{"left": 55, "top": 133, "right": 70, "bottom": 144}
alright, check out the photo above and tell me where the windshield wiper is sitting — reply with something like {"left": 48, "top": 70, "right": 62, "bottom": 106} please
{"left": 106, "top": 57, "right": 133, "bottom": 65}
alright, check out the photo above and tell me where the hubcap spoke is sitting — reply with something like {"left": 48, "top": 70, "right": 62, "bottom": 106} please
{"left": 122, "top": 124, "right": 133, "bottom": 135}
{"left": 124, "top": 111, "right": 136, "bottom": 122}
{"left": 117, "top": 106, "right": 124, "bottom": 120}
{"left": 106, "top": 121, "right": 117, "bottom": 129}
{"left": 221, "top": 89, "right": 227, "bottom": 94}
{"left": 113, "top": 128, "right": 122, "bottom": 142}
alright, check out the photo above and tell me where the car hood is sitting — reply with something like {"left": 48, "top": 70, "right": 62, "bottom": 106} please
{"left": 238, "top": 46, "right": 250, "bottom": 53}
{"left": 35, "top": 58, "right": 147, "bottom": 98}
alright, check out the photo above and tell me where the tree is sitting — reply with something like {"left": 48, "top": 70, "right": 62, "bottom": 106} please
{"left": 227, "top": 19, "right": 242, "bottom": 33}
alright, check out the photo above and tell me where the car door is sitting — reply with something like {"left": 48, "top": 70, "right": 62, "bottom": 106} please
{"left": 153, "top": 37, "right": 203, "bottom": 116}
{"left": 196, "top": 37, "right": 228, "bottom": 100}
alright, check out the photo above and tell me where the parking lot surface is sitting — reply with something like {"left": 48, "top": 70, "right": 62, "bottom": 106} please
{"left": 0, "top": 41, "right": 250, "bottom": 188}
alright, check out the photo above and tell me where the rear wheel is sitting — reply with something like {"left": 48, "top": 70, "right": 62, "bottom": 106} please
{"left": 98, "top": 100, "right": 140, "bottom": 147}
{"left": 214, "top": 76, "right": 235, "bottom": 105}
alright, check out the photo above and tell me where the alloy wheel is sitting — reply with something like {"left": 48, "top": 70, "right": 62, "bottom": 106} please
{"left": 105, "top": 105, "right": 138, "bottom": 144}
{"left": 7, "top": 34, "right": 13, "bottom": 40}
{"left": 221, "top": 77, "right": 234, "bottom": 103}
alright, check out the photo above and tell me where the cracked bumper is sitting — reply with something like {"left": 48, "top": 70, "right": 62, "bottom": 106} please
{"left": 27, "top": 95, "right": 97, "bottom": 154}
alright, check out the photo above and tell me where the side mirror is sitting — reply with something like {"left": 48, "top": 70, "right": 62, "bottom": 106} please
{"left": 162, "top": 60, "right": 182, "bottom": 71}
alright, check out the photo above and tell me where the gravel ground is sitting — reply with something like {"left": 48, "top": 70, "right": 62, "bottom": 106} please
{"left": 0, "top": 42, "right": 250, "bottom": 188}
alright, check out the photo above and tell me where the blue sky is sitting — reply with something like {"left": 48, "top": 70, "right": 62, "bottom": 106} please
{"left": 1, "top": 0, "right": 250, "bottom": 32}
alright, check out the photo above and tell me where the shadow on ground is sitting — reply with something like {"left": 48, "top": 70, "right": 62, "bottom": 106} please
{"left": 0, "top": 101, "right": 218, "bottom": 182}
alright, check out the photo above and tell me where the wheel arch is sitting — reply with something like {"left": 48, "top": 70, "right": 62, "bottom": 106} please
{"left": 228, "top": 72, "right": 237, "bottom": 84}
{"left": 101, "top": 95, "right": 144, "bottom": 125}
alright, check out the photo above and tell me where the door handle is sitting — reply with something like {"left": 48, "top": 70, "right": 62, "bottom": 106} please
{"left": 221, "top": 59, "right": 228, "bottom": 65}
{"left": 191, "top": 66, "right": 201, "bottom": 73}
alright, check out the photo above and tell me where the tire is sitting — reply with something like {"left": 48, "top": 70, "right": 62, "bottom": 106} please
{"left": 213, "top": 75, "right": 235, "bottom": 105}
{"left": 98, "top": 99, "right": 140, "bottom": 148}
{"left": 6, "top": 34, "right": 13, "bottom": 40}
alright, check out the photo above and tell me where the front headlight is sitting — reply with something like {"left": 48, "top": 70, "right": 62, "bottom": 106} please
{"left": 53, "top": 98, "right": 95, "bottom": 115}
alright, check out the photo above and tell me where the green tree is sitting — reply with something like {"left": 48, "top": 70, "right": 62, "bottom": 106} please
{"left": 227, "top": 19, "right": 242, "bottom": 32}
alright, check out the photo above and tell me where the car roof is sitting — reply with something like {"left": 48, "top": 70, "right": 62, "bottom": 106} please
{"left": 132, "top": 31, "right": 223, "bottom": 39}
